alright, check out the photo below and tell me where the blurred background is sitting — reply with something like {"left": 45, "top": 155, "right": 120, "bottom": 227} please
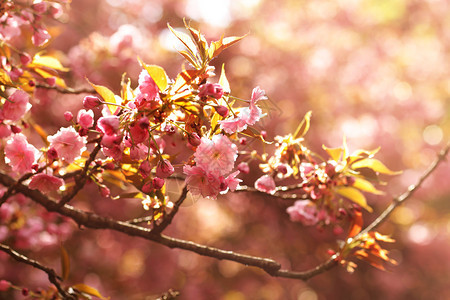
{"left": 3, "top": 0, "right": 450, "bottom": 299}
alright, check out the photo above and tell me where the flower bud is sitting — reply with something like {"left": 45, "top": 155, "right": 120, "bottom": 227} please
{"left": 187, "top": 132, "right": 201, "bottom": 147}
{"left": 0, "top": 280, "right": 11, "bottom": 292}
{"left": 138, "top": 160, "right": 151, "bottom": 178}
{"left": 10, "top": 125, "right": 22, "bottom": 134}
{"left": 214, "top": 105, "right": 229, "bottom": 117}
{"left": 19, "top": 53, "right": 32, "bottom": 66}
{"left": 152, "top": 177, "right": 165, "bottom": 190}
{"left": 237, "top": 162, "right": 250, "bottom": 174}
{"left": 155, "top": 159, "right": 174, "bottom": 178}
{"left": 64, "top": 111, "right": 73, "bottom": 122}
{"left": 83, "top": 95, "right": 102, "bottom": 109}
{"left": 47, "top": 147, "right": 58, "bottom": 161}
{"left": 198, "top": 83, "right": 224, "bottom": 99}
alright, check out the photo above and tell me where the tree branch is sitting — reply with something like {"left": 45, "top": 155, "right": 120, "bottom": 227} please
{"left": 358, "top": 141, "right": 450, "bottom": 237}
{"left": 36, "top": 83, "right": 96, "bottom": 95}
{"left": 0, "top": 243, "right": 74, "bottom": 299}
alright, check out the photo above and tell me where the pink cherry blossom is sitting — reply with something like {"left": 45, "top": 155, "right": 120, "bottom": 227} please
{"left": 4, "top": 134, "right": 39, "bottom": 175}
{"left": 47, "top": 127, "right": 86, "bottom": 163}
{"left": 2, "top": 89, "right": 31, "bottom": 121}
{"left": 198, "top": 83, "right": 224, "bottom": 99}
{"left": 97, "top": 115, "right": 120, "bottom": 135}
{"left": 286, "top": 200, "right": 319, "bottom": 226}
{"left": 29, "top": 173, "right": 64, "bottom": 193}
{"left": 129, "top": 123, "right": 149, "bottom": 144}
{"left": 183, "top": 165, "right": 221, "bottom": 199}
{"left": 194, "top": 134, "right": 237, "bottom": 175}
{"left": 222, "top": 171, "right": 242, "bottom": 193}
{"left": 254, "top": 175, "right": 276, "bottom": 194}
{"left": 32, "top": 27, "right": 51, "bottom": 47}
{"left": 219, "top": 86, "right": 266, "bottom": 134}
{"left": 156, "top": 159, "right": 174, "bottom": 178}
{"left": 77, "top": 109, "right": 94, "bottom": 129}
{"left": 138, "top": 69, "right": 159, "bottom": 99}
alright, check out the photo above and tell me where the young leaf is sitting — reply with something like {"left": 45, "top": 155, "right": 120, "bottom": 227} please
{"left": 335, "top": 186, "right": 373, "bottom": 212}
{"left": 171, "top": 69, "right": 200, "bottom": 93}
{"left": 351, "top": 158, "right": 402, "bottom": 175}
{"left": 347, "top": 208, "right": 363, "bottom": 238}
{"left": 323, "top": 145, "right": 343, "bottom": 162}
{"left": 219, "top": 64, "right": 230, "bottom": 93}
{"left": 86, "top": 79, "right": 117, "bottom": 114}
{"left": 293, "top": 111, "right": 312, "bottom": 139}
{"left": 167, "top": 23, "right": 197, "bottom": 55}
{"left": 353, "top": 177, "right": 384, "bottom": 195}
{"left": 29, "top": 54, "right": 69, "bottom": 71}
{"left": 71, "top": 284, "right": 110, "bottom": 300}
{"left": 0, "top": 69, "right": 12, "bottom": 85}
{"left": 209, "top": 34, "right": 247, "bottom": 59}
{"left": 138, "top": 58, "right": 168, "bottom": 91}
{"left": 60, "top": 244, "right": 70, "bottom": 281}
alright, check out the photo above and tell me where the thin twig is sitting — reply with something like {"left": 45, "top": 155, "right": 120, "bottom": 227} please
{"left": 152, "top": 186, "right": 189, "bottom": 234}
{"left": 36, "top": 83, "right": 96, "bottom": 95}
{"left": 0, "top": 243, "right": 74, "bottom": 299}
{"left": 357, "top": 141, "right": 450, "bottom": 237}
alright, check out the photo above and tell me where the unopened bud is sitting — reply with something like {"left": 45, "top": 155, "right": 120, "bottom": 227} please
{"left": 83, "top": 95, "right": 102, "bottom": 109}
{"left": 152, "top": 177, "right": 165, "bottom": 190}
{"left": 64, "top": 111, "right": 73, "bottom": 122}
{"left": 187, "top": 132, "right": 201, "bottom": 147}
{"left": 155, "top": 159, "right": 174, "bottom": 178}
{"left": 214, "top": 105, "right": 229, "bottom": 117}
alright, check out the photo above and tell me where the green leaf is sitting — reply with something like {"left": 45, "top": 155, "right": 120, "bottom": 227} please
{"left": 60, "top": 244, "right": 70, "bottom": 281}
{"left": 353, "top": 177, "right": 384, "bottom": 195}
{"left": 293, "top": 111, "right": 312, "bottom": 138}
{"left": 335, "top": 186, "right": 373, "bottom": 212}
{"left": 351, "top": 158, "right": 402, "bottom": 175}
{"left": 138, "top": 58, "right": 168, "bottom": 91}
{"left": 72, "top": 284, "right": 110, "bottom": 300}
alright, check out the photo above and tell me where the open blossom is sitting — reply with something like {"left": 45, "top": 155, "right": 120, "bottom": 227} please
{"left": 97, "top": 115, "right": 120, "bottom": 135}
{"left": 254, "top": 175, "right": 276, "bottom": 194}
{"left": 29, "top": 173, "right": 64, "bottom": 193}
{"left": 194, "top": 134, "right": 237, "bottom": 175}
{"left": 4, "top": 134, "right": 39, "bottom": 175}
{"left": 47, "top": 127, "right": 86, "bottom": 163}
{"left": 198, "top": 83, "right": 224, "bottom": 99}
{"left": 286, "top": 200, "right": 319, "bottom": 226}
{"left": 183, "top": 165, "right": 222, "bottom": 199}
{"left": 2, "top": 89, "right": 31, "bottom": 121}
{"left": 219, "top": 86, "right": 266, "bottom": 134}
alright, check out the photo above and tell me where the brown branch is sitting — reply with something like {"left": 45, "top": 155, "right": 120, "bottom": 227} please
{"left": 57, "top": 141, "right": 102, "bottom": 208}
{"left": 152, "top": 186, "right": 189, "bottom": 234}
{"left": 0, "top": 142, "right": 447, "bottom": 283}
{"left": 236, "top": 184, "right": 308, "bottom": 200}
{"left": 0, "top": 243, "right": 74, "bottom": 299}
{"left": 36, "top": 83, "right": 96, "bottom": 95}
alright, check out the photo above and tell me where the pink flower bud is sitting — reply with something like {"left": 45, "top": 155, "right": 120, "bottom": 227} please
{"left": 10, "top": 125, "right": 22, "bottom": 134}
{"left": 142, "top": 181, "right": 154, "bottom": 193}
{"left": 32, "top": 1, "right": 48, "bottom": 14}
{"left": 198, "top": 83, "right": 224, "bottom": 99}
{"left": 138, "top": 116, "right": 150, "bottom": 129}
{"left": 20, "top": 53, "right": 32, "bottom": 66}
{"left": 155, "top": 159, "right": 174, "bottom": 178}
{"left": 215, "top": 105, "right": 229, "bottom": 117}
{"left": 152, "top": 177, "right": 165, "bottom": 190}
{"left": 138, "top": 160, "right": 151, "bottom": 178}
{"left": 47, "top": 147, "right": 58, "bottom": 161}
{"left": 239, "top": 137, "right": 247, "bottom": 145}
{"left": 83, "top": 95, "right": 102, "bottom": 109}
{"left": 77, "top": 109, "right": 94, "bottom": 129}
{"left": 237, "top": 162, "right": 250, "bottom": 174}
{"left": 32, "top": 28, "right": 50, "bottom": 47}
{"left": 64, "top": 111, "right": 73, "bottom": 122}
{"left": 0, "top": 280, "right": 11, "bottom": 292}
{"left": 100, "top": 186, "right": 110, "bottom": 197}
{"left": 276, "top": 164, "right": 288, "bottom": 175}
{"left": 187, "top": 132, "right": 201, "bottom": 147}
{"left": 45, "top": 77, "right": 56, "bottom": 86}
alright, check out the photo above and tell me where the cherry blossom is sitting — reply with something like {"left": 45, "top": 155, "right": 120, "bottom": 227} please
{"left": 183, "top": 165, "right": 222, "bottom": 199}
{"left": 286, "top": 200, "right": 320, "bottom": 226}
{"left": 47, "top": 127, "right": 87, "bottom": 163}
{"left": 1, "top": 89, "right": 31, "bottom": 121}
{"left": 194, "top": 134, "right": 237, "bottom": 175}
{"left": 4, "top": 134, "right": 39, "bottom": 175}
{"left": 254, "top": 175, "right": 276, "bottom": 194}
{"left": 28, "top": 173, "right": 64, "bottom": 193}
